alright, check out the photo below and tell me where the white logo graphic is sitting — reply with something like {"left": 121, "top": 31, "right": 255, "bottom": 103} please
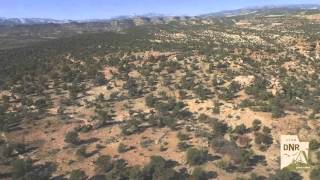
{"left": 280, "top": 135, "right": 310, "bottom": 170}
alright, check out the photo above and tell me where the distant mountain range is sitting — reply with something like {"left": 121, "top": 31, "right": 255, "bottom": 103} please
{"left": 0, "top": 4, "right": 319, "bottom": 50}
{"left": 1, "top": 4, "right": 319, "bottom": 26}
{"left": 200, "top": 4, "right": 320, "bottom": 17}
{"left": 0, "top": 17, "right": 74, "bottom": 25}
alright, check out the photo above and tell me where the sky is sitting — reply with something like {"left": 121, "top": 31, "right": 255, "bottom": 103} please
{"left": 0, "top": 0, "right": 319, "bottom": 20}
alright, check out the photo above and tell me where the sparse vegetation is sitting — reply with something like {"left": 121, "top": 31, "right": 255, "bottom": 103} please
{"left": 1, "top": 6, "right": 319, "bottom": 179}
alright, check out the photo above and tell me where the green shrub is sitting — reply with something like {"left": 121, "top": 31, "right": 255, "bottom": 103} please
{"left": 186, "top": 148, "right": 208, "bottom": 165}
{"left": 262, "top": 126, "right": 271, "bottom": 134}
{"left": 76, "top": 146, "right": 88, "bottom": 157}
{"left": 11, "top": 158, "right": 53, "bottom": 180}
{"left": 191, "top": 167, "right": 208, "bottom": 180}
{"left": 118, "top": 143, "right": 129, "bottom": 153}
{"left": 268, "top": 169, "right": 302, "bottom": 180}
{"left": 216, "top": 160, "right": 231, "bottom": 171}
{"left": 143, "top": 156, "right": 180, "bottom": 180}
{"left": 254, "top": 132, "right": 273, "bottom": 150}
{"left": 238, "top": 149, "right": 253, "bottom": 172}
{"left": 177, "top": 132, "right": 190, "bottom": 141}
{"left": 310, "top": 139, "right": 320, "bottom": 151}
{"left": 211, "top": 119, "right": 228, "bottom": 137}
{"left": 310, "top": 167, "right": 320, "bottom": 180}
{"left": 69, "top": 170, "right": 87, "bottom": 180}
{"left": 252, "top": 119, "right": 261, "bottom": 131}
{"left": 145, "top": 94, "right": 157, "bottom": 108}
{"left": 11, "top": 159, "right": 33, "bottom": 179}
{"left": 233, "top": 124, "right": 247, "bottom": 135}
{"left": 95, "top": 155, "right": 113, "bottom": 173}
{"left": 177, "top": 141, "right": 190, "bottom": 151}
{"left": 64, "top": 131, "right": 80, "bottom": 145}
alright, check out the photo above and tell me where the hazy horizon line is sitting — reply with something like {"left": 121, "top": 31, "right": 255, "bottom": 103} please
{"left": 1, "top": 3, "right": 319, "bottom": 21}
